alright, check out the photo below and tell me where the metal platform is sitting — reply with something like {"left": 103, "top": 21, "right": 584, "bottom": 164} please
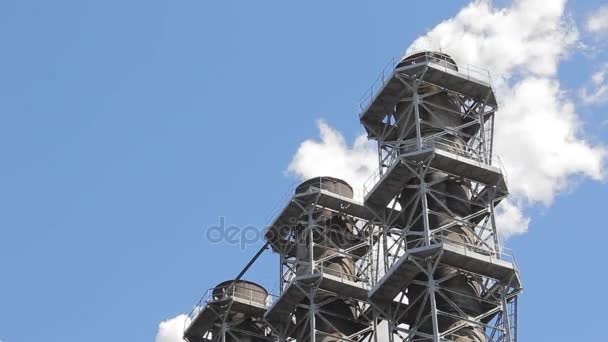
{"left": 363, "top": 156, "right": 416, "bottom": 210}
{"left": 184, "top": 297, "right": 267, "bottom": 342}
{"left": 368, "top": 254, "right": 420, "bottom": 303}
{"left": 469, "top": 183, "right": 508, "bottom": 225}
{"left": 265, "top": 188, "right": 374, "bottom": 253}
{"left": 360, "top": 60, "right": 496, "bottom": 139}
{"left": 264, "top": 275, "right": 315, "bottom": 325}
{"left": 404, "top": 61, "right": 496, "bottom": 104}
{"left": 319, "top": 272, "right": 370, "bottom": 301}
{"left": 359, "top": 74, "right": 407, "bottom": 139}
{"left": 369, "top": 242, "right": 520, "bottom": 304}
{"left": 264, "top": 273, "right": 370, "bottom": 327}
{"left": 364, "top": 147, "right": 506, "bottom": 210}
{"left": 430, "top": 148, "right": 505, "bottom": 187}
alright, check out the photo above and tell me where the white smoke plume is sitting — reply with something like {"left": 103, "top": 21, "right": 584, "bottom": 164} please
{"left": 155, "top": 314, "right": 187, "bottom": 342}
{"left": 287, "top": 120, "right": 376, "bottom": 200}
{"left": 287, "top": 0, "right": 606, "bottom": 238}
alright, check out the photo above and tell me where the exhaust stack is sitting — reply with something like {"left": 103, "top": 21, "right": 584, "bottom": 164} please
{"left": 294, "top": 177, "right": 359, "bottom": 342}
{"left": 360, "top": 50, "right": 521, "bottom": 341}
{"left": 184, "top": 280, "right": 271, "bottom": 342}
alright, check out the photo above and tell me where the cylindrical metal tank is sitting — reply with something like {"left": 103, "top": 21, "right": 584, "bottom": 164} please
{"left": 394, "top": 51, "right": 469, "bottom": 154}
{"left": 294, "top": 177, "right": 356, "bottom": 279}
{"left": 211, "top": 280, "right": 269, "bottom": 342}
{"left": 213, "top": 280, "right": 268, "bottom": 305}
{"left": 396, "top": 52, "right": 486, "bottom": 342}
{"left": 396, "top": 51, "right": 458, "bottom": 70}
{"left": 295, "top": 176, "right": 354, "bottom": 198}
{"left": 293, "top": 177, "right": 360, "bottom": 342}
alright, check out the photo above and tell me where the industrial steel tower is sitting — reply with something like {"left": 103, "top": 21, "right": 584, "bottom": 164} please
{"left": 360, "top": 51, "right": 521, "bottom": 341}
{"left": 182, "top": 51, "right": 522, "bottom": 342}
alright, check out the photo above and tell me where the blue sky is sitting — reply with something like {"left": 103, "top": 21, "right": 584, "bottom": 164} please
{"left": 1, "top": 1, "right": 607, "bottom": 341}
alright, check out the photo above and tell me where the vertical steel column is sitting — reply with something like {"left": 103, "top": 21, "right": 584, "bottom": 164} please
{"left": 308, "top": 209, "right": 315, "bottom": 275}
{"left": 309, "top": 302, "right": 316, "bottom": 342}
{"left": 488, "top": 189, "right": 501, "bottom": 257}
{"left": 420, "top": 182, "right": 432, "bottom": 246}
{"left": 500, "top": 289, "right": 513, "bottom": 342}
{"left": 414, "top": 94, "right": 423, "bottom": 150}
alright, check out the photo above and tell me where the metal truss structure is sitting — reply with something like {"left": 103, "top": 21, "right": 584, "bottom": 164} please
{"left": 264, "top": 177, "right": 380, "bottom": 342}
{"left": 183, "top": 51, "right": 522, "bottom": 342}
{"left": 360, "top": 52, "right": 522, "bottom": 342}
{"left": 184, "top": 281, "right": 276, "bottom": 342}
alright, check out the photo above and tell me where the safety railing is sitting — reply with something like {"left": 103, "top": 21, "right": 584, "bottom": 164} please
{"left": 184, "top": 283, "right": 277, "bottom": 333}
{"left": 441, "top": 233, "right": 519, "bottom": 272}
{"left": 386, "top": 232, "right": 518, "bottom": 272}
{"left": 265, "top": 177, "right": 360, "bottom": 248}
{"left": 316, "top": 262, "right": 371, "bottom": 284}
{"left": 263, "top": 181, "right": 300, "bottom": 231}
{"left": 280, "top": 261, "right": 371, "bottom": 291}
{"left": 362, "top": 148, "right": 399, "bottom": 197}
{"left": 293, "top": 176, "right": 353, "bottom": 197}
{"left": 267, "top": 177, "right": 355, "bottom": 228}
{"left": 280, "top": 238, "right": 372, "bottom": 287}
{"left": 399, "top": 52, "right": 492, "bottom": 86}
{"left": 422, "top": 135, "right": 494, "bottom": 164}
{"left": 362, "top": 136, "right": 502, "bottom": 198}
{"left": 358, "top": 51, "right": 493, "bottom": 114}
{"left": 359, "top": 57, "right": 398, "bottom": 113}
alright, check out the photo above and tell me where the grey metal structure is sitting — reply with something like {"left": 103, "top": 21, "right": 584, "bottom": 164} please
{"left": 360, "top": 51, "right": 521, "bottom": 342}
{"left": 183, "top": 50, "right": 522, "bottom": 342}
{"left": 264, "top": 177, "right": 379, "bottom": 342}
{"left": 184, "top": 280, "right": 275, "bottom": 342}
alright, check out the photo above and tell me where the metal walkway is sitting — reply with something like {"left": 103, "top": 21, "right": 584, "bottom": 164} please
{"left": 360, "top": 60, "right": 496, "bottom": 139}
{"left": 265, "top": 188, "right": 374, "bottom": 253}
{"left": 369, "top": 242, "right": 520, "bottom": 304}
{"left": 185, "top": 297, "right": 268, "bottom": 342}
{"left": 364, "top": 147, "right": 506, "bottom": 210}
{"left": 264, "top": 272, "right": 370, "bottom": 328}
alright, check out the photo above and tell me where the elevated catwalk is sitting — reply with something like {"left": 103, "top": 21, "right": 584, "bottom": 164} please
{"left": 265, "top": 186, "right": 373, "bottom": 255}
{"left": 360, "top": 58, "right": 496, "bottom": 139}
{"left": 264, "top": 273, "right": 370, "bottom": 326}
{"left": 368, "top": 241, "right": 521, "bottom": 304}
{"left": 364, "top": 147, "right": 507, "bottom": 210}
{"left": 184, "top": 296, "right": 268, "bottom": 342}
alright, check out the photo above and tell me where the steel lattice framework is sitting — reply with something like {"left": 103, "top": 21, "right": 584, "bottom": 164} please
{"left": 264, "top": 178, "right": 380, "bottom": 342}
{"left": 360, "top": 51, "right": 521, "bottom": 342}
{"left": 182, "top": 51, "right": 522, "bottom": 342}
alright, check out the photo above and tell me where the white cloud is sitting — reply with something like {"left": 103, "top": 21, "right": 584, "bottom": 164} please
{"left": 408, "top": 0, "right": 577, "bottom": 79}
{"left": 580, "top": 63, "right": 608, "bottom": 105}
{"left": 155, "top": 314, "right": 186, "bottom": 342}
{"left": 407, "top": 0, "right": 605, "bottom": 209}
{"left": 402, "top": 0, "right": 605, "bottom": 235}
{"left": 586, "top": 4, "right": 608, "bottom": 35}
{"left": 496, "top": 200, "right": 530, "bottom": 237}
{"left": 286, "top": 120, "right": 376, "bottom": 200}
{"left": 287, "top": 0, "right": 606, "bottom": 238}
{"left": 495, "top": 77, "right": 604, "bottom": 205}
